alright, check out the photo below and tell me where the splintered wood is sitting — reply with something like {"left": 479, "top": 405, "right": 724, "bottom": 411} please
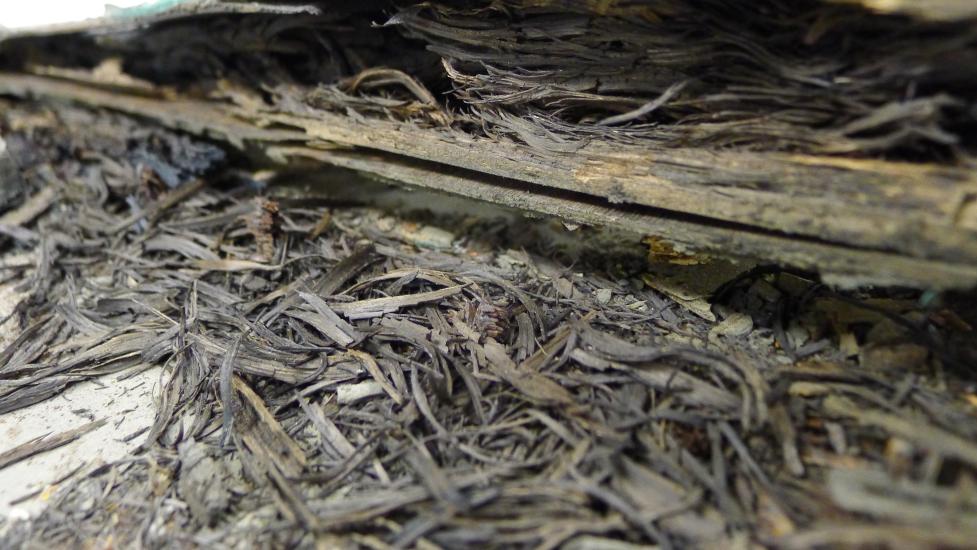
{"left": 1, "top": 0, "right": 976, "bottom": 287}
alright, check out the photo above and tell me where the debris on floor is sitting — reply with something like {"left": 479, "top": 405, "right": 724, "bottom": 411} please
{"left": 1, "top": 96, "right": 976, "bottom": 549}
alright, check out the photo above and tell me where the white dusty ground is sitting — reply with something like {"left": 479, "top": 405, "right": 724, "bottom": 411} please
{"left": 0, "top": 273, "right": 161, "bottom": 525}
{"left": 0, "top": 368, "right": 161, "bottom": 521}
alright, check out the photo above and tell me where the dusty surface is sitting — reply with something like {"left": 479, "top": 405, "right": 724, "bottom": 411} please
{"left": 1, "top": 261, "right": 160, "bottom": 525}
{"left": 0, "top": 367, "right": 159, "bottom": 520}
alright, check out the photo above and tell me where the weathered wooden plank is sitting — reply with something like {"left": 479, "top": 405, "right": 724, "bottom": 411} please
{"left": 7, "top": 73, "right": 974, "bottom": 264}
{"left": 1, "top": 73, "right": 974, "bottom": 288}
{"left": 271, "top": 145, "right": 977, "bottom": 289}
{"left": 262, "top": 109, "right": 977, "bottom": 263}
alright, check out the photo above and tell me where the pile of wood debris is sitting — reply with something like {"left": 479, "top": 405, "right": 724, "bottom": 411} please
{"left": 1, "top": 1, "right": 977, "bottom": 548}
{"left": 1, "top": 92, "right": 977, "bottom": 549}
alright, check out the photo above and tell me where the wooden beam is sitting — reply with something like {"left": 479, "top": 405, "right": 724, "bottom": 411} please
{"left": 1, "top": 73, "right": 974, "bottom": 288}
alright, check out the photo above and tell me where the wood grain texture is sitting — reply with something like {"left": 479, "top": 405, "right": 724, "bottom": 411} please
{"left": 1, "top": 73, "right": 974, "bottom": 288}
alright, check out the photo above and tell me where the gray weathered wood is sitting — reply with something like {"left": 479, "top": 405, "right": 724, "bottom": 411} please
{"left": 0, "top": 73, "right": 974, "bottom": 288}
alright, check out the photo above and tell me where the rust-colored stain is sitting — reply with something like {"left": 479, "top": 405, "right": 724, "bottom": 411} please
{"left": 644, "top": 235, "right": 707, "bottom": 265}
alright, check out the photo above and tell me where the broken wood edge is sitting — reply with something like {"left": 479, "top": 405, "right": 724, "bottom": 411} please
{"left": 272, "top": 145, "right": 977, "bottom": 290}
{"left": 1, "top": 73, "right": 975, "bottom": 289}
{"left": 2, "top": 72, "right": 974, "bottom": 266}
{"left": 254, "top": 107, "right": 977, "bottom": 265}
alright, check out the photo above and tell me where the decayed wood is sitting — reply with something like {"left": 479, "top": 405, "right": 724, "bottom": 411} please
{"left": 275, "top": 147, "right": 977, "bottom": 288}
{"left": 0, "top": 72, "right": 974, "bottom": 289}
{"left": 261, "top": 110, "right": 977, "bottom": 264}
